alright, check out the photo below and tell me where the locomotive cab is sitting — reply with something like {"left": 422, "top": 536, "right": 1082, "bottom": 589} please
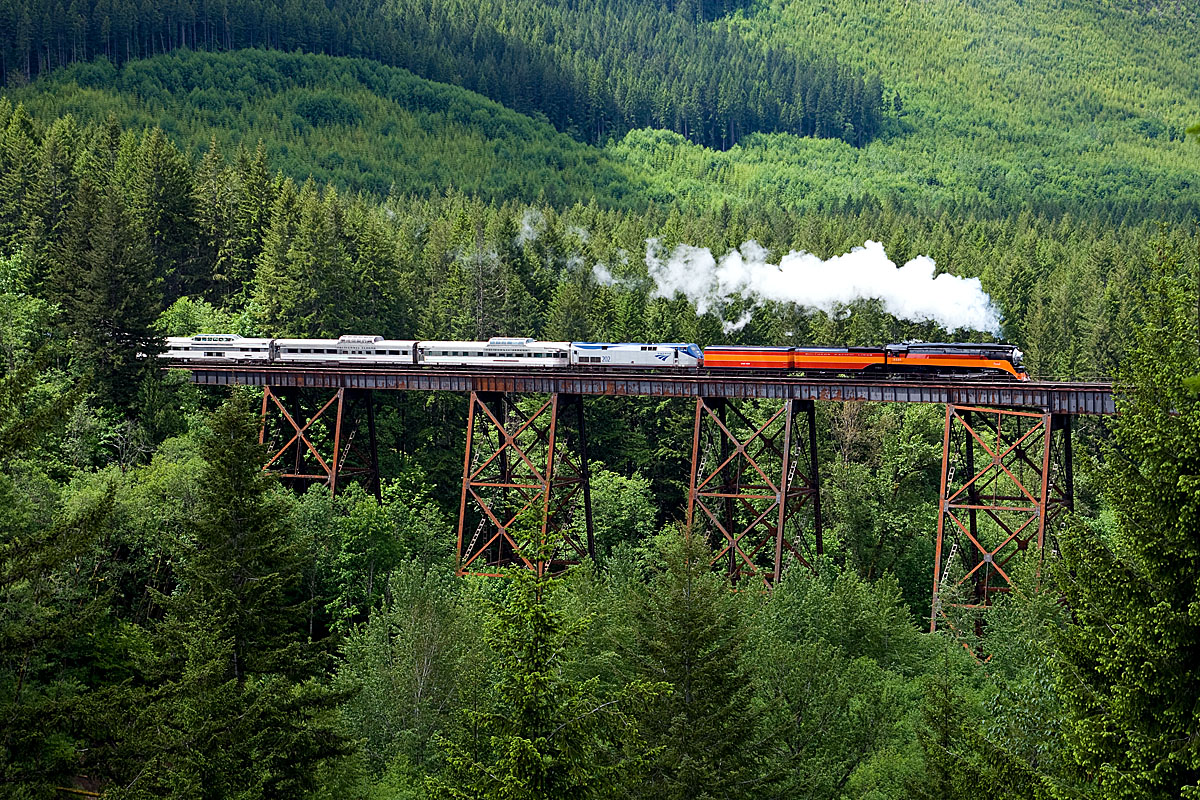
{"left": 571, "top": 342, "right": 702, "bottom": 367}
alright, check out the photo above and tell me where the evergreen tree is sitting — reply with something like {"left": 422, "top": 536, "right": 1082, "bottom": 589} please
{"left": 1052, "top": 241, "right": 1200, "bottom": 797}
{"left": 0, "top": 103, "right": 38, "bottom": 252}
{"left": 192, "top": 137, "right": 240, "bottom": 303}
{"left": 132, "top": 393, "right": 351, "bottom": 798}
{"left": 56, "top": 178, "right": 162, "bottom": 411}
{"left": 543, "top": 281, "right": 591, "bottom": 341}
{"left": 23, "top": 114, "right": 79, "bottom": 292}
{"left": 232, "top": 141, "right": 276, "bottom": 299}
{"left": 251, "top": 177, "right": 302, "bottom": 336}
{"left": 430, "top": 527, "right": 659, "bottom": 800}
{"left": 128, "top": 127, "right": 197, "bottom": 300}
{"left": 0, "top": 340, "right": 112, "bottom": 795}
{"left": 624, "top": 530, "right": 761, "bottom": 800}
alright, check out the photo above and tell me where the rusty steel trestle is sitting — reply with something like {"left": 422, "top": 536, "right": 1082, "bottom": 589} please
{"left": 456, "top": 392, "right": 594, "bottom": 577}
{"left": 930, "top": 405, "right": 1073, "bottom": 634}
{"left": 259, "top": 386, "right": 380, "bottom": 497}
{"left": 686, "top": 398, "right": 822, "bottom": 588}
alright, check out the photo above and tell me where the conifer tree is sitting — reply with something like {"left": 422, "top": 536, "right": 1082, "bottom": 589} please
{"left": 543, "top": 281, "right": 591, "bottom": 341}
{"left": 431, "top": 526, "right": 659, "bottom": 800}
{"left": 134, "top": 393, "right": 350, "bottom": 798}
{"left": 624, "top": 530, "right": 761, "bottom": 800}
{"left": 23, "top": 115, "right": 80, "bottom": 291}
{"left": 55, "top": 177, "right": 162, "bottom": 410}
{"left": 128, "top": 127, "right": 197, "bottom": 300}
{"left": 192, "top": 137, "right": 240, "bottom": 302}
{"left": 1052, "top": 242, "right": 1200, "bottom": 797}
{"left": 251, "top": 177, "right": 302, "bottom": 335}
{"left": 0, "top": 344, "right": 110, "bottom": 794}
{"left": 0, "top": 104, "right": 38, "bottom": 252}
{"left": 232, "top": 141, "right": 276, "bottom": 297}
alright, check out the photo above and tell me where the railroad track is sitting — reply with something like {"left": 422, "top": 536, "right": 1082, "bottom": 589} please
{"left": 169, "top": 364, "right": 1116, "bottom": 415}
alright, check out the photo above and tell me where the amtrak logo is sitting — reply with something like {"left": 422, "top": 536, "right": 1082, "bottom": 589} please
{"left": 655, "top": 353, "right": 670, "bottom": 361}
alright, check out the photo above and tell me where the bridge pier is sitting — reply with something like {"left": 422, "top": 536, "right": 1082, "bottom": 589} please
{"left": 930, "top": 405, "right": 1073, "bottom": 634}
{"left": 687, "top": 397, "right": 822, "bottom": 587}
{"left": 259, "top": 386, "right": 380, "bottom": 497}
{"left": 456, "top": 392, "right": 594, "bottom": 576}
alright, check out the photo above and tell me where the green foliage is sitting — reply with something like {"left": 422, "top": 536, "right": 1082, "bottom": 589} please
{"left": 752, "top": 567, "right": 939, "bottom": 798}
{"left": 0, "top": 464, "right": 115, "bottom": 795}
{"left": 55, "top": 179, "right": 163, "bottom": 409}
{"left": 118, "top": 393, "right": 351, "bottom": 798}
{"left": 0, "top": 14, "right": 1195, "bottom": 795}
{"left": 335, "top": 563, "right": 484, "bottom": 783}
{"left": 431, "top": 527, "right": 661, "bottom": 800}
{"left": 0, "top": 0, "right": 886, "bottom": 151}
{"left": 1052, "top": 239, "right": 1200, "bottom": 798}
{"left": 157, "top": 296, "right": 253, "bottom": 337}
{"left": 581, "top": 466, "right": 658, "bottom": 558}
{"left": 822, "top": 402, "right": 943, "bottom": 611}
{"left": 619, "top": 530, "right": 762, "bottom": 800}
{"left": 6, "top": 50, "right": 648, "bottom": 208}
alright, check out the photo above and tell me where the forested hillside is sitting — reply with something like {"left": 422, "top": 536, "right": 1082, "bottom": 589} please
{"left": 1, "top": 0, "right": 1199, "bottom": 797}
{"left": 0, "top": 0, "right": 888, "bottom": 148}
{"left": 5, "top": 50, "right": 647, "bottom": 204}
{"left": 618, "top": 0, "right": 1200, "bottom": 219}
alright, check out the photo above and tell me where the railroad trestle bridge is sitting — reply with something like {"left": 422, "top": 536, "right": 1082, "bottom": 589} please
{"left": 179, "top": 365, "right": 1115, "bottom": 630}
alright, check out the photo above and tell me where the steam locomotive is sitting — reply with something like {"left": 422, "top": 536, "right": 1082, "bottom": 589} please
{"left": 162, "top": 335, "right": 1028, "bottom": 381}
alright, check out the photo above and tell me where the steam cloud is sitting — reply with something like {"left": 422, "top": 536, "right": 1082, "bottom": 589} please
{"left": 516, "top": 209, "right": 545, "bottom": 247}
{"left": 641, "top": 239, "right": 1001, "bottom": 334}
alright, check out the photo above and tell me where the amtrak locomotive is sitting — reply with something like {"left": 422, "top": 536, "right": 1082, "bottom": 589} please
{"left": 161, "top": 335, "right": 1027, "bottom": 380}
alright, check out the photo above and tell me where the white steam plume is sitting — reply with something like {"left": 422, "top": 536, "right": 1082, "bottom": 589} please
{"left": 645, "top": 239, "right": 1001, "bottom": 334}
{"left": 516, "top": 209, "right": 545, "bottom": 247}
{"left": 592, "top": 262, "right": 617, "bottom": 285}
{"left": 591, "top": 249, "right": 639, "bottom": 289}
{"left": 722, "top": 310, "right": 755, "bottom": 334}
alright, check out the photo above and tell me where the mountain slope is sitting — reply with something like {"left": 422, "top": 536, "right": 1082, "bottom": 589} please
{"left": 7, "top": 0, "right": 1198, "bottom": 220}
{"left": 4, "top": 49, "right": 647, "bottom": 206}
{"left": 606, "top": 0, "right": 1200, "bottom": 218}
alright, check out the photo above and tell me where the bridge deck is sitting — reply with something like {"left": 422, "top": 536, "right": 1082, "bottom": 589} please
{"left": 175, "top": 365, "right": 1115, "bottom": 415}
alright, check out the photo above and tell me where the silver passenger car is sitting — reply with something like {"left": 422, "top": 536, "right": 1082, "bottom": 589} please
{"left": 418, "top": 337, "right": 570, "bottom": 367}
{"left": 274, "top": 335, "right": 418, "bottom": 364}
{"left": 161, "top": 334, "right": 274, "bottom": 361}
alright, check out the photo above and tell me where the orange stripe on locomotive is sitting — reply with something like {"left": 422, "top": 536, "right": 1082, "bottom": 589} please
{"left": 703, "top": 347, "right": 793, "bottom": 369}
{"left": 886, "top": 353, "right": 1026, "bottom": 380}
{"left": 791, "top": 351, "right": 886, "bottom": 372}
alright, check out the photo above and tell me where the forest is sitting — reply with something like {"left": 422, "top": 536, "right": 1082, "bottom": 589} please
{"left": 0, "top": 98, "right": 1197, "bottom": 798}
{"left": 1, "top": 0, "right": 1200, "bottom": 796}
{"left": 0, "top": 0, "right": 888, "bottom": 149}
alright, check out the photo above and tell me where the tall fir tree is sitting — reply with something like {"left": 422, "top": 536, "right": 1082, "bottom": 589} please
{"left": 131, "top": 393, "right": 350, "bottom": 799}
{"left": 624, "top": 530, "right": 761, "bottom": 800}
{"left": 251, "top": 177, "right": 302, "bottom": 336}
{"left": 0, "top": 103, "right": 38, "bottom": 253}
{"left": 192, "top": 137, "right": 240, "bottom": 303}
{"left": 55, "top": 177, "right": 162, "bottom": 410}
{"left": 0, "top": 336, "right": 116, "bottom": 796}
{"left": 128, "top": 127, "right": 197, "bottom": 301}
{"left": 430, "top": 527, "right": 659, "bottom": 800}
{"left": 24, "top": 114, "right": 80, "bottom": 293}
{"left": 1052, "top": 240, "right": 1200, "bottom": 798}
{"left": 231, "top": 141, "right": 276, "bottom": 298}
